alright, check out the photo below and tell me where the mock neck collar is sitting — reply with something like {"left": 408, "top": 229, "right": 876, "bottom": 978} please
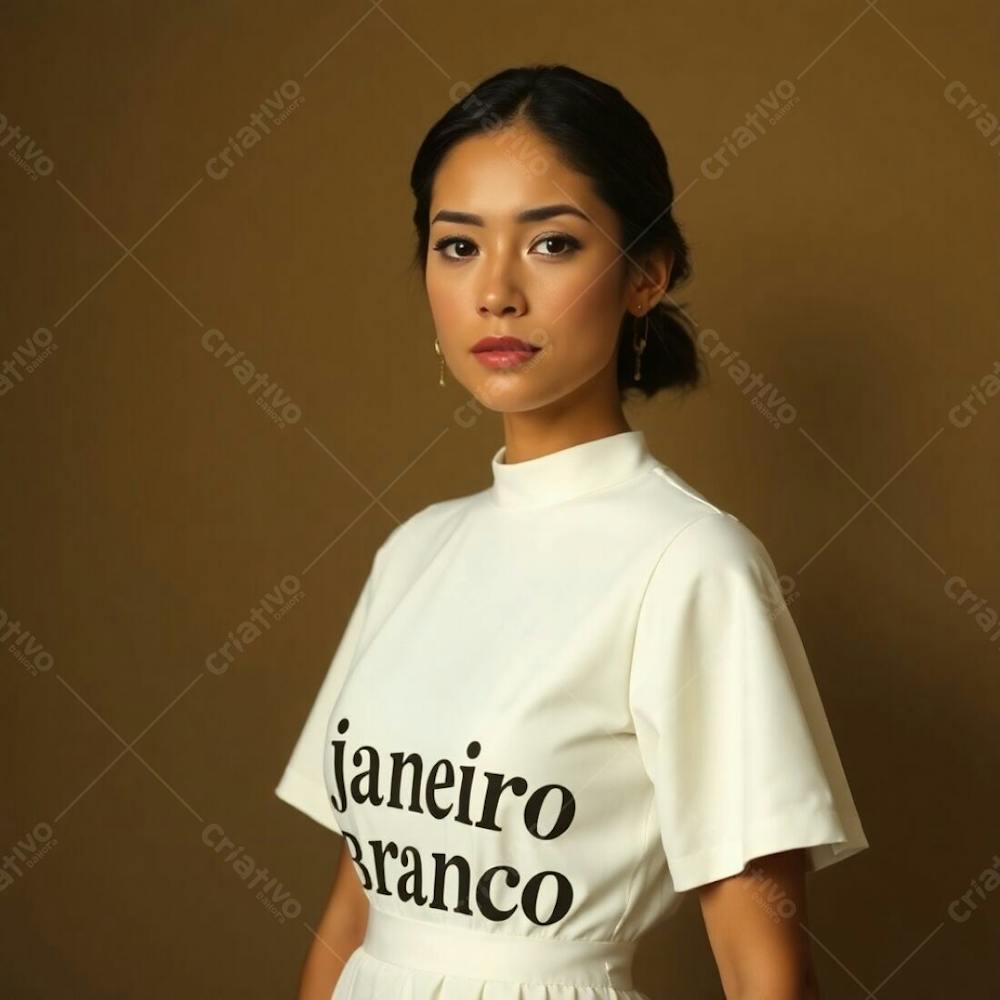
{"left": 489, "top": 429, "right": 656, "bottom": 509}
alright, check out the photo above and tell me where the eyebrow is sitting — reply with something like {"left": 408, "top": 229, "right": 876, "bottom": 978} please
{"left": 430, "top": 203, "right": 592, "bottom": 226}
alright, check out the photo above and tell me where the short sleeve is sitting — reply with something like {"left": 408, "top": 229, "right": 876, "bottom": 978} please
{"left": 628, "top": 512, "right": 869, "bottom": 893}
{"left": 274, "top": 535, "right": 391, "bottom": 834}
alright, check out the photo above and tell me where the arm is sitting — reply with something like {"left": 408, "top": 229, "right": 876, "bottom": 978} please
{"left": 296, "top": 845, "right": 369, "bottom": 1000}
{"left": 697, "top": 848, "right": 820, "bottom": 1000}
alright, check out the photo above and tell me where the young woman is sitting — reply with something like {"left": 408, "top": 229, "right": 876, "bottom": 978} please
{"left": 276, "top": 64, "right": 869, "bottom": 1000}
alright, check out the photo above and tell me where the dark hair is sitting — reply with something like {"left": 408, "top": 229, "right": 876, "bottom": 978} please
{"left": 408, "top": 63, "right": 702, "bottom": 402}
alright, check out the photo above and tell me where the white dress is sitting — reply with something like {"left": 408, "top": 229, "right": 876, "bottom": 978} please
{"left": 275, "top": 429, "right": 869, "bottom": 998}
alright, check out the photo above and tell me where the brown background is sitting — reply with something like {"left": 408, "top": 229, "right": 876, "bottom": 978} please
{"left": 3, "top": 1, "right": 998, "bottom": 997}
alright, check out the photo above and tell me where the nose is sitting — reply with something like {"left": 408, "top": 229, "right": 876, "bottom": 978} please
{"left": 477, "top": 269, "right": 527, "bottom": 319}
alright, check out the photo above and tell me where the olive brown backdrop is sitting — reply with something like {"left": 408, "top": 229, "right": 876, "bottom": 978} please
{"left": 2, "top": 1, "right": 998, "bottom": 997}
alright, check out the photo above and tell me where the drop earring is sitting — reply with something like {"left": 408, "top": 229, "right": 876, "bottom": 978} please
{"left": 433, "top": 337, "right": 445, "bottom": 387}
{"left": 632, "top": 305, "right": 648, "bottom": 382}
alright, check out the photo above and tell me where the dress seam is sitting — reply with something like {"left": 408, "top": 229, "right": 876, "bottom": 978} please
{"left": 649, "top": 464, "right": 725, "bottom": 514}
{"left": 365, "top": 904, "right": 629, "bottom": 947}
{"left": 623, "top": 510, "right": 728, "bottom": 713}
{"left": 611, "top": 790, "right": 656, "bottom": 939}
{"left": 354, "top": 946, "right": 637, "bottom": 993}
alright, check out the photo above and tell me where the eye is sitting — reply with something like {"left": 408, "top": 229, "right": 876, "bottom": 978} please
{"left": 431, "top": 232, "right": 583, "bottom": 262}
{"left": 530, "top": 233, "right": 582, "bottom": 257}
{"left": 432, "top": 236, "right": 478, "bottom": 260}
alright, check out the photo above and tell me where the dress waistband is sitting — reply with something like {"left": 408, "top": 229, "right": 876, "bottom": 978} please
{"left": 361, "top": 908, "right": 637, "bottom": 990}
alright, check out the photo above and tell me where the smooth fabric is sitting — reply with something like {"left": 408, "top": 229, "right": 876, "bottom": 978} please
{"left": 275, "top": 429, "right": 869, "bottom": 998}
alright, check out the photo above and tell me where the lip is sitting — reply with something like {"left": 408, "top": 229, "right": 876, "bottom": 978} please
{"left": 470, "top": 335, "right": 542, "bottom": 372}
{"left": 471, "top": 335, "right": 539, "bottom": 354}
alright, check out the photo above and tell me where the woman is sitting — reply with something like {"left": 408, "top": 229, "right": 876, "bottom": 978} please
{"left": 275, "top": 64, "right": 869, "bottom": 999}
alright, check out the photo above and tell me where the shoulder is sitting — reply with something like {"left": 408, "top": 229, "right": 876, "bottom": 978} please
{"left": 641, "top": 493, "right": 779, "bottom": 606}
{"left": 664, "top": 510, "right": 769, "bottom": 571}
{"left": 628, "top": 462, "right": 771, "bottom": 570}
{"left": 639, "top": 511, "right": 790, "bottom": 644}
{"left": 633, "top": 509, "right": 789, "bottom": 658}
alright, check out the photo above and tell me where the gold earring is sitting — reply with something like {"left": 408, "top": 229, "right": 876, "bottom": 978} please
{"left": 633, "top": 306, "right": 648, "bottom": 382}
{"left": 433, "top": 337, "right": 445, "bottom": 387}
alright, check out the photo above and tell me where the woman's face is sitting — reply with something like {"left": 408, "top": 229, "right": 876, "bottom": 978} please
{"left": 424, "top": 126, "right": 655, "bottom": 414}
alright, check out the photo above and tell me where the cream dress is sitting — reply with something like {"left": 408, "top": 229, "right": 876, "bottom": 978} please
{"left": 275, "top": 429, "right": 869, "bottom": 998}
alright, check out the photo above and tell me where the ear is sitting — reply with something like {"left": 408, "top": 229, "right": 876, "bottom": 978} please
{"left": 629, "top": 247, "right": 674, "bottom": 305}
